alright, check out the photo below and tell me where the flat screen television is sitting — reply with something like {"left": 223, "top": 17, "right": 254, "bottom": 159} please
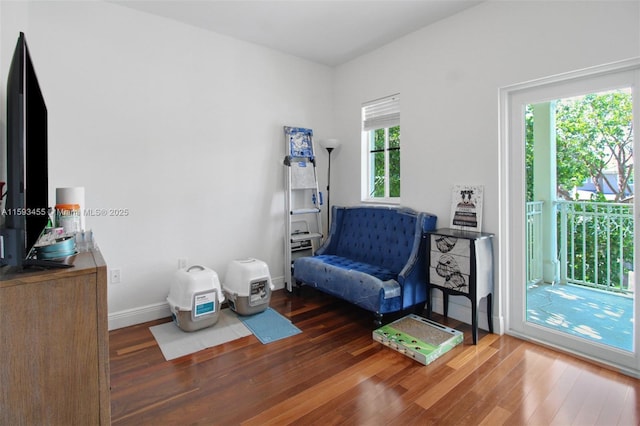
{"left": 1, "top": 32, "right": 70, "bottom": 269}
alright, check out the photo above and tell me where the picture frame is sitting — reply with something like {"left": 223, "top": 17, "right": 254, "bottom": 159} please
{"left": 450, "top": 184, "right": 483, "bottom": 232}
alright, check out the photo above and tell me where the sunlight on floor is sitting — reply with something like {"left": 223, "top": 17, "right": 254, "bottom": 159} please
{"left": 527, "top": 283, "right": 633, "bottom": 352}
{"left": 572, "top": 324, "right": 601, "bottom": 340}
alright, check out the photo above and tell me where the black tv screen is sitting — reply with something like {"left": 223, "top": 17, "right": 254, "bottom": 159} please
{"left": 2, "top": 32, "right": 49, "bottom": 266}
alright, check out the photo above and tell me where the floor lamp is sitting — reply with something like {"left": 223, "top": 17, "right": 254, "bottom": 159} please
{"left": 320, "top": 138, "right": 340, "bottom": 233}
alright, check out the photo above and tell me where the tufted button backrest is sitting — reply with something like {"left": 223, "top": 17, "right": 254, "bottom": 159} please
{"left": 333, "top": 207, "right": 417, "bottom": 274}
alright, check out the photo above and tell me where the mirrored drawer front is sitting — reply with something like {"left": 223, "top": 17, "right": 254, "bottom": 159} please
{"left": 429, "top": 267, "right": 470, "bottom": 294}
{"left": 430, "top": 234, "right": 470, "bottom": 256}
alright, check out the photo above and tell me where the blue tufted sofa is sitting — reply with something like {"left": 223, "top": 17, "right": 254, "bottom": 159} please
{"left": 293, "top": 205, "right": 437, "bottom": 324}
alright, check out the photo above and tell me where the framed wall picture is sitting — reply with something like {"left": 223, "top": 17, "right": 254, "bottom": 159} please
{"left": 450, "top": 184, "right": 483, "bottom": 232}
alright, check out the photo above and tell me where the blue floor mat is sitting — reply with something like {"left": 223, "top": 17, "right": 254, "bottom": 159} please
{"left": 239, "top": 308, "right": 302, "bottom": 344}
{"left": 527, "top": 284, "right": 633, "bottom": 351}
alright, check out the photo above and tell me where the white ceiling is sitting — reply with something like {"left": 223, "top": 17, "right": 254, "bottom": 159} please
{"left": 112, "top": 1, "right": 482, "bottom": 66}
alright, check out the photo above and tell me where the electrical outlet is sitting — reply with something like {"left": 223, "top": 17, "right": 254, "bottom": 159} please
{"left": 110, "top": 268, "right": 121, "bottom": 284}
{"left": 178, "top": 258, "right": 188, "bottom": 269}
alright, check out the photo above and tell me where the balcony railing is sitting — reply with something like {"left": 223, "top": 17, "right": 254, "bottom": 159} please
{"left": 526, "top": 200, "right": 634, "bottom": 294}
{"left": 526, "top": 201, "right": 544, "bottom": 285}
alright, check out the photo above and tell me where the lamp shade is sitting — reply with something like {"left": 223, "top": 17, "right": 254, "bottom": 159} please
{"left": 320, "top": 138, "right": 340, "bottom": 150}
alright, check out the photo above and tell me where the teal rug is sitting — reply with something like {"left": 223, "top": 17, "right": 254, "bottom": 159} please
{"left": 527, "top": 284, "right": 633, "bottom": 352}
{"left": 239, "top": 308, "right": 302, "bottom": 344}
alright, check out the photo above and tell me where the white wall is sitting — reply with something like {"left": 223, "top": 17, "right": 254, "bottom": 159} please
{"left": 332, "top": 0, "right": 640, "bottom": 331}
{"left": 0, "top": 1, "right": 334, "bottom": 328}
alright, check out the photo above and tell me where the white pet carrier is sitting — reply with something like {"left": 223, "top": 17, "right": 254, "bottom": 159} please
{"left": 223, "top": 258, "right": 273, "bottom": 315}
{"left": 167, "top": 265, "right": 224, "bottom": 332}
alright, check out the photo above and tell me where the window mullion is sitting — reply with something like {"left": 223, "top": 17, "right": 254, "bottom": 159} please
{"left": 384, "top": 127, "right": 390, "bottom": 198}
{"left": 369, "top": 131, "right": 375, "bottom": 197}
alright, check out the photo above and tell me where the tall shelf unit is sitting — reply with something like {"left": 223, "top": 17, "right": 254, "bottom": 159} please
{"left": 283, "top": 126, "right": 323, "bottom": 291}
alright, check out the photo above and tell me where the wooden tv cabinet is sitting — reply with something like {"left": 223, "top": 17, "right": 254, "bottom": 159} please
{"left": 0, "top": 249, "right": 110, "bottom": 425}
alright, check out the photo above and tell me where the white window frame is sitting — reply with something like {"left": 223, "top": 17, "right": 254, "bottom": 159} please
{"left": 361, "top": 94, "right": 401, "bottom": 203}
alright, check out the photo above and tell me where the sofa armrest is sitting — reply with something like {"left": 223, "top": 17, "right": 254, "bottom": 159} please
{"left": 316, "top": 205, "right": 343, "bottom": 255}
{"left": 398, "top": 212, "right": 438, "bottom": 306}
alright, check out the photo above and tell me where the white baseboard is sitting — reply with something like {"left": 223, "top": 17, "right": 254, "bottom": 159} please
{"left": 108, "top": 302, "right": 171, "bottom": 330}
{"left": 108, "top": 275, "right": 287, "bottom": 331}
{"left": 272, "top": 275, "right": 285, "bottom": 291}
{"left": 429, "top": 293, "right": 498, "bottom": 333}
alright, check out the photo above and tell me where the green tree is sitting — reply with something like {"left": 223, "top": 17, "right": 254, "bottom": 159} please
{"left": 555, "top": 91, "right": 633, "bottom": 202}
{"left": 525, "top": 106, "right": 534, "bottom": 201}
{"left": 526, "top": 90, "right": 634, "bottom": 290}
{"left": 389, "top": 126, "right": 400, "bottom": 197}
{"left": 372, "top": 126, "right": 400, "bottom": 198}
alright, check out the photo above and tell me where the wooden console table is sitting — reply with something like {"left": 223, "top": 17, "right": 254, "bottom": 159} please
{"left": 0, "top": 249, "right": 110, "bottom": 425}
{"left": 426, "top": 228, "right": 494, "bottom": 344}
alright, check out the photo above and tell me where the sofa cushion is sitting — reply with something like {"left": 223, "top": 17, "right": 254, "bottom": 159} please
{"left": 293, "top": 254, "right": 402, "bottom": 313}
{"left": 315, "top": 255, "right": 397, "bottom": 282}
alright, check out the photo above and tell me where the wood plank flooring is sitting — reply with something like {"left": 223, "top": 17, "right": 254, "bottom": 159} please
{"left": 109, "top": 288, "right": 640, "bottom": 425}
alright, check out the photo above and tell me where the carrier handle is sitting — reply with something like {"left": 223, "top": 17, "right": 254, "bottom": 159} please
{"left": 187, "top": 265, "right": 206, "bottom": 272}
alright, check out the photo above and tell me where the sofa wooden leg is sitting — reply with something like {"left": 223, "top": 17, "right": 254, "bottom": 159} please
{"left": 413, "top": 303, "right": 426, "bottom": 316}
{"left": 373, "top": 312, "right": 383, "bottom": 327}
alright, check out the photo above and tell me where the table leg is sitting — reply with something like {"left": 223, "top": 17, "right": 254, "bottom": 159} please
{"left": 472, "top": 299, "right": 478, "bottom": 345}
{"left": 443, "top": 291, "right": 449, "bottom": 318}
{"left": 487, "top": 293, "right": 493, "bottom": 334}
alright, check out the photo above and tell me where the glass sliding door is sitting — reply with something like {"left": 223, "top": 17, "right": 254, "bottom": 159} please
{"left": 501, "top": 60, "right": 640, "bottom": 375}
{"left": 525, "top": 89, "right": 634, "bottom": 352}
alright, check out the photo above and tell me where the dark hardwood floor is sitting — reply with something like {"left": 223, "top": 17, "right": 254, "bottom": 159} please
{"left": 109, "top": 288, "right": 640, "bottom": 425}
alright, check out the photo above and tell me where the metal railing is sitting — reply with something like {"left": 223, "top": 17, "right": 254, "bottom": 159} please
{"left": 527, "top": 200, "right": 634, "bottom": 294}
{"left": 526, "top": 201, "right": 544, "bottom": 285}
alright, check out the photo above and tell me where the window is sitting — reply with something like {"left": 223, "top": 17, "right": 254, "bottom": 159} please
{"left": 362, "top": 94, "right": 400, "bottom": 201}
